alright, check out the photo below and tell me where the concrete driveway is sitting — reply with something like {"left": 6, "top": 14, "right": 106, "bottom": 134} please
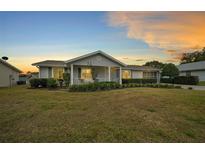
{"left": 173, "top": 84, "right": 205, "bottom": 90}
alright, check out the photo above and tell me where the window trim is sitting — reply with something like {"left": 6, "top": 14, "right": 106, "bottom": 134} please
{"left": 81, "top": 67, "right": 93, "bottom": 80}
{"left": 122, "top": 70, "right": 132, "bottom": 79}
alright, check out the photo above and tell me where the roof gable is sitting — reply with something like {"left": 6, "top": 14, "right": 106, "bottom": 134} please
{"left": 0, "top": 59, "right": 22, "bottom": 73}
{"left": 65, "top": 50, "right": 126, "bottom": 67}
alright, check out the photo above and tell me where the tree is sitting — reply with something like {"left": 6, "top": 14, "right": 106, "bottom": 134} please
{"left": 144, "top": 60, "right": 165, "bottom": 69}
{"left": 161, "top": 63, "right": 179, "bottom": 78}
{"left": 180, "top": 47, "right": 205, "bottom": 64}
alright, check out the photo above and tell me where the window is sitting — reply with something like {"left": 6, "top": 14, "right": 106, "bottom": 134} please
{"left": 122, "top": 70, "right": 131, "bottom": 79}
{"left": 143, "top": 72, "right": 156, "bottom": 79}
{"left": 53, "top": 67, "right": 64, "bottom": 79}
{"left": 81, "top": 68, "right": 92, "bottom": 80}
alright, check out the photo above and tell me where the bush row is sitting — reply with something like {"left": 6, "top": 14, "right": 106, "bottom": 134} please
{"left": 69, "top": 82, "right": 182, "bottom": 92}
{"left": 122, "top": 79, "right": 157, "bottom": 84}
{"left": 29, "top": 78, "right": 57, "bottom": 89}
{"left": 121, "top": 83, "right": 181, "bottom": 89}
{"left": 174, "top": 76, "right": 199, "bottom": 85}
{"left": 161, "top": 76, "right": 199, "bottom": 85}
{"left": 69, "top": 82, "right": 121, "bottom": 92}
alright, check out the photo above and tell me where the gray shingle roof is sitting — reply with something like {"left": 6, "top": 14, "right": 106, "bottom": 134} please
{"left": 32, "top": 51, "right": 126, "bottom": 67}
{"left": 123, "top": 65, "right": 160, "bottom": 71}
{"left": 32, "top": 60, "right": 66, "bottom": 67}
{"left": 178, "top": 61, "right": 205, "bottom": 71}
{"left": 65, "top": 50, "right": 126, "bottom": 67}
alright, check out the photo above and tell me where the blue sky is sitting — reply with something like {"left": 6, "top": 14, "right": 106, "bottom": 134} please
{"left": 1, "top": 11, "right": 196, "bottom": 72}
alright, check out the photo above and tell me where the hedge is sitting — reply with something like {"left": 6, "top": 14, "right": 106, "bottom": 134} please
{"left": 29, "top": 78, "right": 52, "bottom": 88}
{"left": 173, "top": 76, "right": 199, "bottom": 85}
{"left": 47, "top": 78, "right": 58, "bottom": 89}
{"left": 69, "top": 82, "right": 182, "bottom": 92}
{"left": 161, "top": 76, "right": 199, "bottom": 85}
{"left": 69, "top": 82, "right": 121, "bottom": 92}
{"left": 122, "top": 79, "right": 157, "bottom": 84}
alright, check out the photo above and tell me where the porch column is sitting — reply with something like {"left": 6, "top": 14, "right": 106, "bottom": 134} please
{"left": 157, "top": 71, "right": 160, "bottom": 84}
{"left": 70, "top": 64, "right": 74, "bottom": 85}
{"left": 108, "top": 66, "right": 111, "bottom": 82}
{"left": 119, "top": 67, "right": 122, "bottom": 84}
{"left": 51, "top": 67, "right": 53, "bottom": 78}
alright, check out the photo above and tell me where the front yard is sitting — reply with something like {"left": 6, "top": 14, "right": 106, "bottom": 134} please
{"left": 0, "top": 86, "right": 205, "bottom": 142}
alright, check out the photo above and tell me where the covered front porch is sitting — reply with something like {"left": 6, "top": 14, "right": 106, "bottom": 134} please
{"left": 69, "top": 64, "right": 122, "bottom": 85}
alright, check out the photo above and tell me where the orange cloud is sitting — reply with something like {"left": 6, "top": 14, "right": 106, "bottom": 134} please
{"left": 108, "top": 12, "right": 205, "bottom": 61}
{"left": 165, "top": 50, "right": 177, "bottom": 54}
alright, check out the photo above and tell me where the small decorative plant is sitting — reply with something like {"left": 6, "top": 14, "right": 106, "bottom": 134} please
{"left": 47, "top": 78, "right": 58, "bottom": 89}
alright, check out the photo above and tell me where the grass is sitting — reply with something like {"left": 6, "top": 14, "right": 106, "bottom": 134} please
{"left": 198, "top": 81, "right": 205, "bottom": 86}
{"left": 0, "top": 86, "right": 205, "bottom": 142}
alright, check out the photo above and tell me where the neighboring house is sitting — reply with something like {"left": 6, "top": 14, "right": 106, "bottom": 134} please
{"left": 32, "top": 50, "right": 161, "bottom": 85}
{"left": 178, "top": 61, "right": 205, "bottom": 81}
{"left": 19, "top": 72, "right": 39, "bottom": 84}
{"left": 0, "top": 59, "right": 22, "bottom": 87}
{"left": 19, "top": 74, "right": 28, "bottom": 82}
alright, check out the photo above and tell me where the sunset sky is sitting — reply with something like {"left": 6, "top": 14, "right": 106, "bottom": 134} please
{"left": 1, "top": 12, "right": 205, "bottom": 73}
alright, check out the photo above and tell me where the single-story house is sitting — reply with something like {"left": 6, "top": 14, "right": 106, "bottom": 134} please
{"left": 0, "top": 59, "right": 22, "bottom": 87}
{"left": 178, "top": 61, "right": 205, "bottom": 81}
{"left": 19, "top": 74, "right": 28, "bottom": 82}
{"left": 32, "top": 50, "right": 161, "bottom": 85}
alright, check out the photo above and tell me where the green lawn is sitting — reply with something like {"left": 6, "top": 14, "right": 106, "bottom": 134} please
{"left": 0, "top": 86, "right": 205, "bottom": 142}
{"left": 198, "top": 81, "right": 205, "bottom": 86}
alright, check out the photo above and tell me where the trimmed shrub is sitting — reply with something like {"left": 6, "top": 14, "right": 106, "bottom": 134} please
{"left": 63, "top": 73, "right": 70, "bottom": 87}
{"left": 69, "top": 82, "right": 121, "bottom": 92}
{"left": 173, "top": 76, "right": 199, "bottom": 85}
{"left": 188, "top": 87, "right": 193, "bottom": 90}
{"left": 122, "top": 78, "right": 157, "bottom": 84}
{"left": 174, "top": 86, "right": 182, "bottom": 89}
{"left": 40, "top": 78, "right": 48, "bottom": 87}
{"left": 47, "top": 78, "right": 58, "bottom": 89}
{"left": 30, "top": 78, "right": 41, "bottom": 88}
{"left": 29, "top": 78, "right": 48, "bottom": 88}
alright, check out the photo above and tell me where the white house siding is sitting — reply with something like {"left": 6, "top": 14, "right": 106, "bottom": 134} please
{"left": 190, "top": 71, "right": 205, "bottom": 81}
{"left": 39, "top": 67, "right": 49, "bottom": 78}
{"left": 39, "top": 67, "right": 68, "bottom": 78}
{"left": 178, "top": 61, "right": 205, "bottom": 81}
{"left": 131, "top": 70, "right": 143, "bottom": 79}
{"left": 180, "top": 70, "right": 205, "bottom": 81}
{"left": 0, "top": 63, "right": 19, "bottom": 87}
{"left": 179, "top": 72, "right": 186, "bottom": 76}
{"left": 183, "top": 70, "right": 205, "bottom": 81}
{"left": 72, "top": 54, "right": 121, "bottom": 67}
